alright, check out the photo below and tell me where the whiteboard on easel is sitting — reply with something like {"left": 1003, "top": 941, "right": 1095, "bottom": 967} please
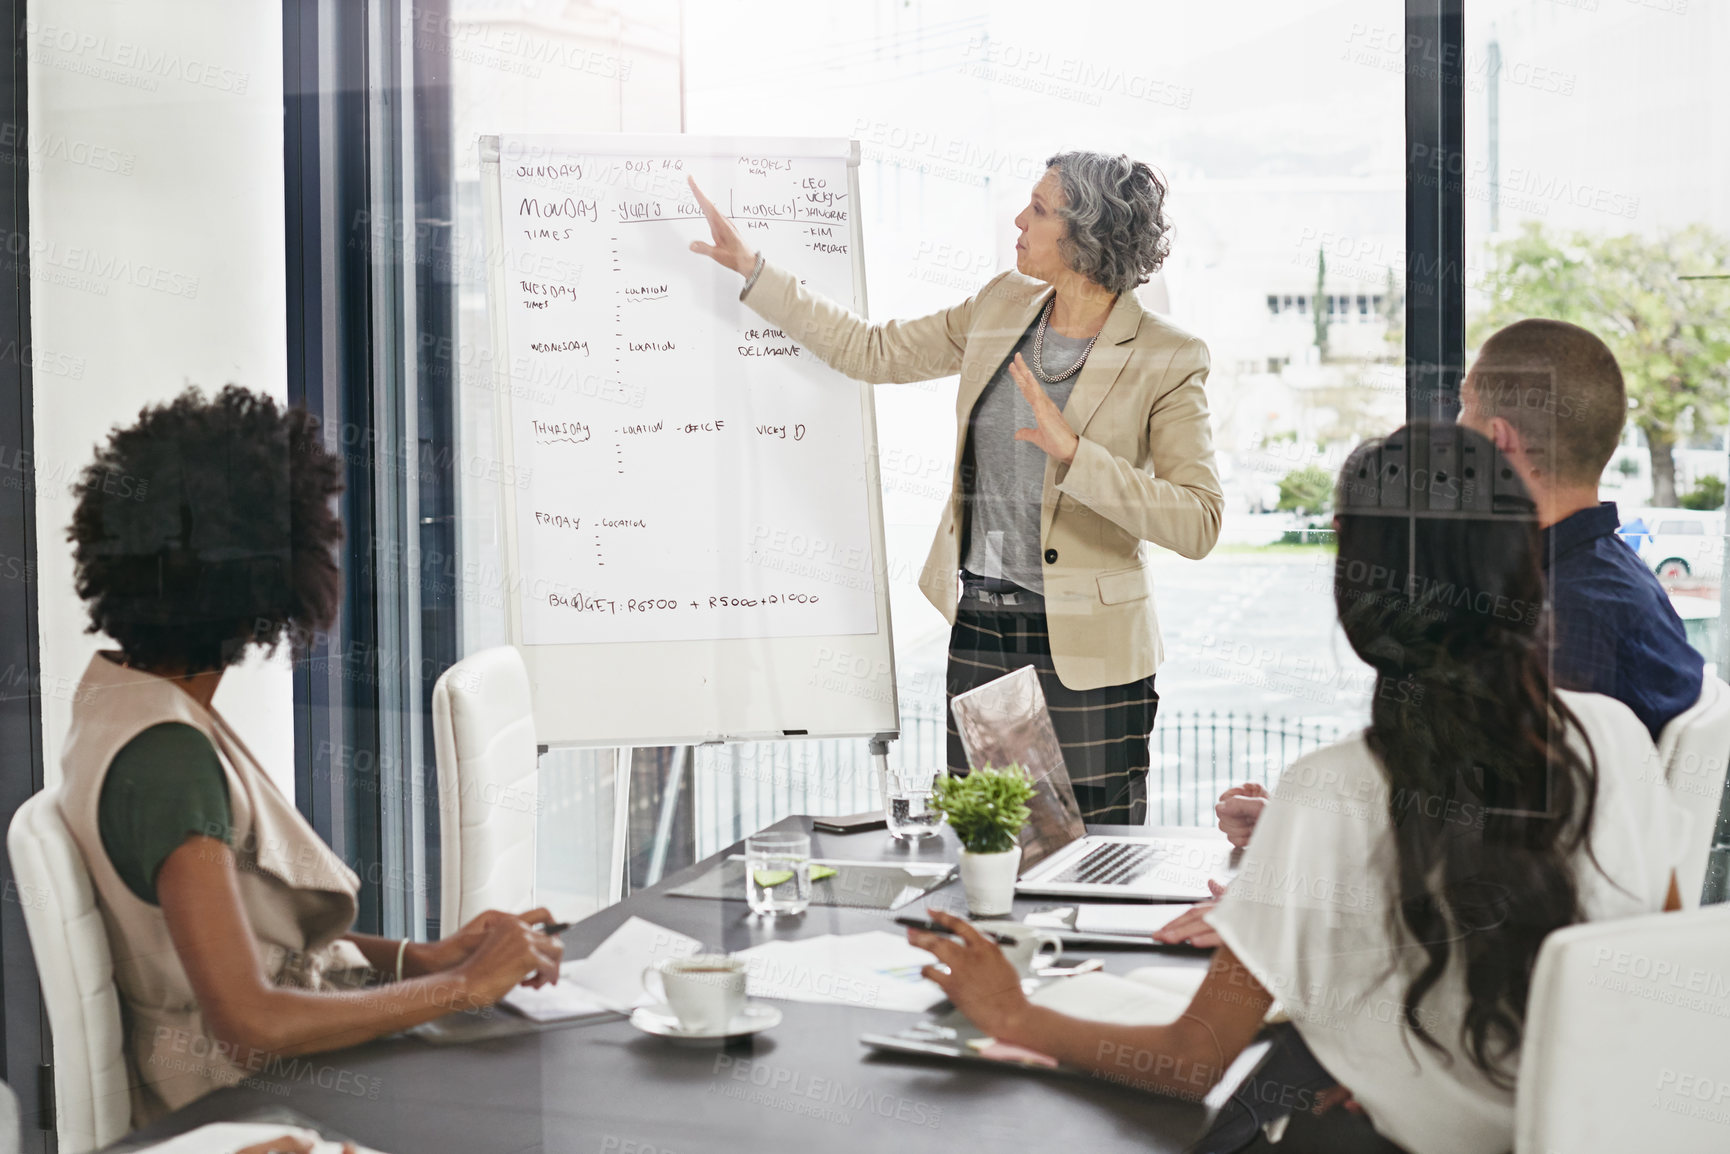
{"left": 480, "top": 133, "right": 898, "bottom": 748}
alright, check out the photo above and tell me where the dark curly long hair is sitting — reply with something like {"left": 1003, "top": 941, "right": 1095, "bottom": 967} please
{"left": 1333, "top": 423, "right": 1600, "bottom": 1086}
{"left": 69, "top": 385, "right": 344, "bottom": 673}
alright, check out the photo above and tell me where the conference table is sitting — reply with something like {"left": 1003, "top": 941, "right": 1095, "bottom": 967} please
{"left": 103, "top": 819, "right": 1253, "bottom": 1154}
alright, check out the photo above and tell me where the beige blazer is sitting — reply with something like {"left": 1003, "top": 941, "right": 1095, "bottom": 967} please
{"left": 742, "top": 261, "right": 1223, "bottom": 690}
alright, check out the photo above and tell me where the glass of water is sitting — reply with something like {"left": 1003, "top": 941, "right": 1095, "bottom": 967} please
{"left": 885, "top": 769, "right": 943, "bottom": 840}
{"left": 745, "top": 830, "right": 811, "bottom": 916}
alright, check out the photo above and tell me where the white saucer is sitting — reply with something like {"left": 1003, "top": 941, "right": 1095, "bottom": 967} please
{"left": 629, "top": 1000, "right": 782, "bottom": 1042}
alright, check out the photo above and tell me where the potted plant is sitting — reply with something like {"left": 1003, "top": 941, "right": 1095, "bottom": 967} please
{"left": 931, "top": 765, "right": 1036, "bottom": 916}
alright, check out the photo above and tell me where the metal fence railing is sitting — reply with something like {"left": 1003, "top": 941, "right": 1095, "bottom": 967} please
{"left": 1150, "top": 710, "right": 1344, "bottom": 826}
{"left": 689, "top": 696, "right": 1345, "bottom": 858}
{"left": 691, "top": 701, "right": 948, "bottom": 859}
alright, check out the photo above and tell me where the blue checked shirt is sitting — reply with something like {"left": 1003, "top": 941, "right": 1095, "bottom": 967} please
{"left": 1545, "top": 502, "right": 1704, "bottom": 740}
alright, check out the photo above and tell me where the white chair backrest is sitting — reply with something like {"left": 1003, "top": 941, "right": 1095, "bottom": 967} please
{"left": 1516, "top": 904, "right": 1730, "bottom": 1154}
{"left": 6, "top": 790, "right": 131, "bottom": 1153}
{"left": 433, "top": 646, "right": 539, "bottom": 932}
{"left": 1656, "top": 675, "right": 1730, "bottom": 907}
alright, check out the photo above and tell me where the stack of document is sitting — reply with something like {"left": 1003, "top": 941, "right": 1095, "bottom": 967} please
{"left": 1027, "top": 966, "right": 1284, "bottom": 1027}
{"left": 499, "top": 979, "right": 618, "bottom": 1023}
{"left": 735, "top": 931, "right": 946, "bottom": 1013}
{"left": 1025, "top": 970, "right": 1199, "bottom": 1026}
{"left": 1072, "top": 903, "right": 1197, "bottom": 935}
{"left": 502, "top": 916, "right": 704, "bottom": 1022}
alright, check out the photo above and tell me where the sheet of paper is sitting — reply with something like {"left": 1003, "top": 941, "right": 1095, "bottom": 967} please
{"left": 1027, "top": 971, "right": 1192, "bottom": 1026}
{"left": 1123, "top": 965, "right": 1285, "bottom": 1024}
{"left": 561, "top": 915, "right": 705, "bottom": 1012}
{"left": 1073, "top": 903, "right": 1197, "bottom": 936}
{"left": 737, "top": 931, "right": 946, "bottom": 1013}
{"left": 132, "top": 1122, "right": 383, "bottom": 1154}
{"left": 500, "top": 976, "right": 618, "bottom": 1022}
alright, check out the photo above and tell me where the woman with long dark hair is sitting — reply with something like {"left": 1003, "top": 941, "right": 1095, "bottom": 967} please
{"left": 909, "top": 423, "right": 1683, "bottom": 1154}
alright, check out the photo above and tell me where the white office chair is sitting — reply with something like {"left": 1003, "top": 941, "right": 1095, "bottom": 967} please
{"left": 433, "top": 646, "right": 540, "bottom": 932}
{"left": 1656, "top": 675, "right": 1730, "bottom": 907}
{"left": 6, "top": 791, "right": 131, "bottom": 1153}
{"left": 1516, "top": 904, "right": 1730, "bottom": 1153}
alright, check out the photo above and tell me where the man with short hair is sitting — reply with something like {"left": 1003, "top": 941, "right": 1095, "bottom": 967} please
{"left": 1165, "top": 319, "right": 1704, "bottom": 944}
{"left": 1456, "top": 317, "right": 1702, "bottom": 741}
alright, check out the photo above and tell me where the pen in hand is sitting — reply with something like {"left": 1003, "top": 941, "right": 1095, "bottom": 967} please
{"left": 893, "top": 914, "right": 1018, "bottom": 946}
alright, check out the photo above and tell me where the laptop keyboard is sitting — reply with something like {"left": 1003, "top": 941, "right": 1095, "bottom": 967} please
{"left": 1050, "top": 841, "right": 1168, "bottom": 886}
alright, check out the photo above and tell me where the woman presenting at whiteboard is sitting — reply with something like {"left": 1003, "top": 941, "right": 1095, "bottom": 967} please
{"left": 687, "top": 152, "right": 1222, "bottom": 823}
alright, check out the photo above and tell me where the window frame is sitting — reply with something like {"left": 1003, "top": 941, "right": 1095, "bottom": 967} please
{"left": 0, "top": 0, "right": 50, "bottom": 1137}
{"left": 1406, "top": 0, "right": 1467, "bottom": 424}
{"left": 283, "top": 0, "right": 450, "bottom": 938}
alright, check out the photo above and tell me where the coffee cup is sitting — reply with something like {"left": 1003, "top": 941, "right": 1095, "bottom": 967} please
{"left": 642, "top": 954, "right": 748, "bottom": 1032}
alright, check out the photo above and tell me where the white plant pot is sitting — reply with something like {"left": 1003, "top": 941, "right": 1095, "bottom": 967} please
{"left": 958, "top": 845, "right": 1022, "bottom": 917}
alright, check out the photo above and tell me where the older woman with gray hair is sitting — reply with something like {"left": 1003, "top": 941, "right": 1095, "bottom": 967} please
{"left": 688, "top": 151, "right": 1222, "bottom": 822}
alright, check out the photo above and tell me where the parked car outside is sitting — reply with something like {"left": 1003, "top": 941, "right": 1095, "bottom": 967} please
{"left": 1619, "top": 507, "right": 1724, "bottom": 581}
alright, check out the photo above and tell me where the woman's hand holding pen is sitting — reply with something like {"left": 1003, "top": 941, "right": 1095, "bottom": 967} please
{"left": 686, "top": 176, "right": 759, "bottom": 276}
{"left": 452, "top": 916, "right": 563, "bottom": 1007}
{"left": 905, "top": 909, "right": 1033, "bottom": 1042}
{"left": 412, "top": 907, "right": 563, "bottom": 988}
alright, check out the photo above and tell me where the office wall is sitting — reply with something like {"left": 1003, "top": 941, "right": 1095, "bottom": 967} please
{"left": 27, "top": 1, "right": 293, "bottom": 792}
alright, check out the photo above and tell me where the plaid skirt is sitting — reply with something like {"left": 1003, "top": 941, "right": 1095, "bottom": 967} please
{"left": 945, "top": 600, "right": 1158, "bottom": 825}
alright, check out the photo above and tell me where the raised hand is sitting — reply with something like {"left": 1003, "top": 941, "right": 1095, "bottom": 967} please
{"left": 1008, "top": 353, "right": 1080, "bottom": 464}
{"left": 686, "top": 175, "right": 758, "bottom": 276}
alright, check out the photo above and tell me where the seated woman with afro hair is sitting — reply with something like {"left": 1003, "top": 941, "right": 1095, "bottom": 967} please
{"left": 57, "top": 386, "right": 560, "bottom": 1127}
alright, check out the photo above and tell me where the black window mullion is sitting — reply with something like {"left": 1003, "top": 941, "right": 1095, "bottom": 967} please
{"left": 409, "top": 0, "right": 456, "bottom": 938}
{"left": 0, "top": 0, "right": 50, "bottom": 1139}
{"left": 1406, "top": 0, "right": 1467, "bottom": 425}
{"left": 284, "top": 0, "right": 387, "bottom": 934}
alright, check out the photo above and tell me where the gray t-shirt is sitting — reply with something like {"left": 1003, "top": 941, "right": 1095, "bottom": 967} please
{"left": 961, "top": 318, "right": 1092, "bottom": 591}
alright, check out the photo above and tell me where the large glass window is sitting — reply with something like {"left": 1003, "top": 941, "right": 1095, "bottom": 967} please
{"left": 1463, "top": 0, "right": 1730, "bottom": 678}
{"left": 431, "top": 0, "right": 684, "bottom": 919}
{"left": 406, "top": 0, "right": 1419, "bottom": 915}
{"left": 676, "top": 0, "right": 1404, "bottom": 843}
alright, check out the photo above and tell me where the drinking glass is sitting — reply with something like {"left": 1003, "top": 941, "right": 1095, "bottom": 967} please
{"left": 885, "top": 769, "right": 942, "bottom": 840}
{"left": 745, "top": 830, "right": 811, "bottom": 916}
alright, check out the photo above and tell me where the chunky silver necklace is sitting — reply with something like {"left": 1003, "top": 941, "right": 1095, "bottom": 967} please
{"left": 1030, "top": 295, "right": 1103, "bottom": 384}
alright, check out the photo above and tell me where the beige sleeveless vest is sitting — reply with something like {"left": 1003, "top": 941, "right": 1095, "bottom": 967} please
{"left": 57, "top": 653, "right": 363, "bottom": 1127}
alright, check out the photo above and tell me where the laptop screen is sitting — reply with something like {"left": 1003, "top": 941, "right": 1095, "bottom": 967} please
{"left": 948, "top": 666, "right": 1087, "bottom": 873}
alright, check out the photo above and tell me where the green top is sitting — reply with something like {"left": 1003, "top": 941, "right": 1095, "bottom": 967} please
{"left": 97, "top": 722, "right": 234, "bottom": 905}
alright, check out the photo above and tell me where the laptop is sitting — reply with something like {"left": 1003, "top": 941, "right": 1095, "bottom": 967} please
{"left": 949, "top": 667, "right": 1234, "bottom": 902}
{"left": 1013, "top": 824, "right": 1232, "bottom": 901}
